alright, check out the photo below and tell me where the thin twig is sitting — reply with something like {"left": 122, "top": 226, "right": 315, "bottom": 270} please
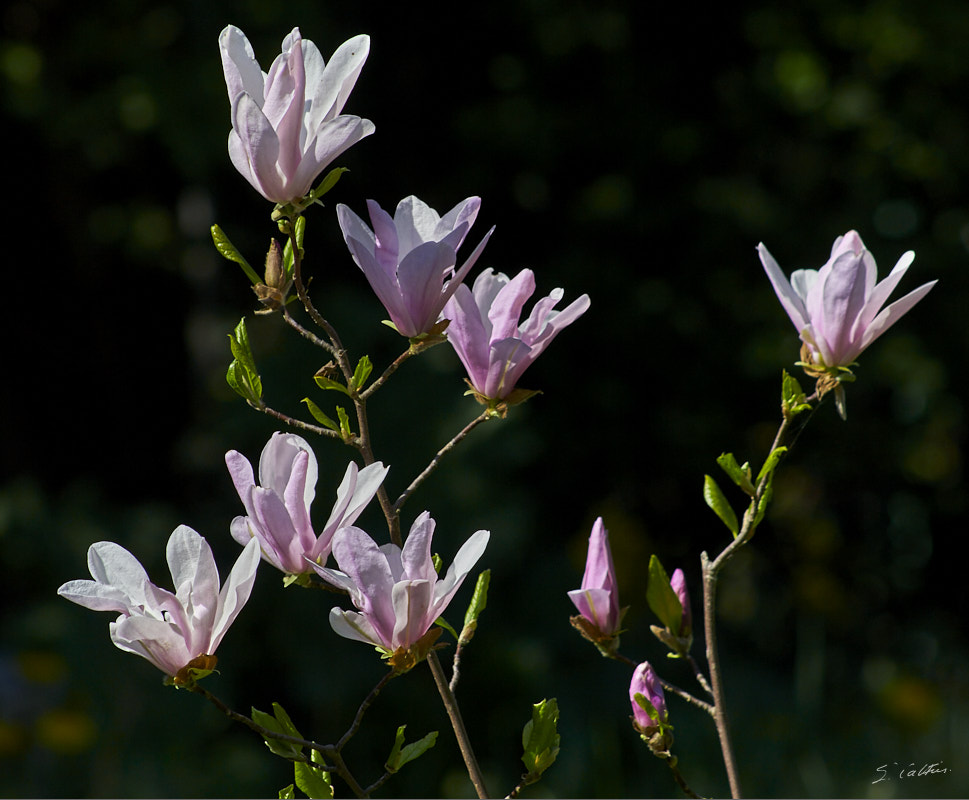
{"left": 700, "top": 390, "right": 821, "bottom": 798}
{"left": 337, "top": 670, "right": 396, "bottom": 750}
{"left": 427, "top": 651, "right": 490, "bottom": 798}
{"left": 260, "top": 404, "right": 344, "bottom": 440}
{"left": 666, "top": 756, "right": 703, "bottom": 799}
{"left": 394, "top": 411, "right": 492, "bottom": 514}
{"left": 359, "top": 347, "right": 416, "bottom": 402}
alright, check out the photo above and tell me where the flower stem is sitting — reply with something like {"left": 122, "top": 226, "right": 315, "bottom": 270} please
{"left": 700, "top": 391, "right": 820, "bottom": 798}
{"left": 427, "top": 651, "right": 490, "bottom": 798}
{"left": 394, "top": 411, "right": 492, "bottom": 514}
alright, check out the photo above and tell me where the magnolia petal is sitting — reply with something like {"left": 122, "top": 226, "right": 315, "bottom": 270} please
{"left": 167, "top": 526, "right": 219, "bottom": 607}
{"left": 230, "top": 93, "right": 285, "bottom": 201}
{"left": 308, "top": 34, "right": 371, "bottom": 126}
{"left": 859, "top": 280, "right": 937, "bottom": 353}
{"left": 84, "top": 541, "right": 151, "bottom": 605}
{"left": 854, "top": 251, "right": 916, "bottom": 335}
{"left": 112, "top": 615, "right": 191, "bottom": 677}
{"left": 443, "top": 284, "right": 492, "bottom": 394}
{"left": 757, "top": 243, "right": 810, "bottom": 333}
{"left": 434, "top": 529, "right": 490, "bottom": 609}
{"left": 219, "top": 25, "right": 265, "bottom": 108}
{"left": 391, "top": 580, "right": 434, "bottom": 649}
{"left": 399, "top": 512, "right": 436, "bottom": 583}
{"left": 210, "top": 537, "right": 261, "bottom": 652}
{"left": 329, "top": 527, "right": 397, "bottom": 640}
{"left": 396, "top": 242, "right": 455, "bottom": 335}
{"left": 56, "top": 579, "right": 137, "bottom": 614}
{"left": 329, "top": 607, "right": 381, "bottom": 646}
{"left": 488, "top": 270, "right": 535, "bottom": 342}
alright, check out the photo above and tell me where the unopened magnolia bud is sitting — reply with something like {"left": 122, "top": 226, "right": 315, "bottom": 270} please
{"left": 252, "top": 239, "right": 290, "bottom": 313}
{"left": 264, "top": 239, "right": 285, "bottom": 289}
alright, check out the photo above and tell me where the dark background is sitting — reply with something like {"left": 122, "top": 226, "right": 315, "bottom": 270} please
{"left": 2, "top": 0, "right": 967, "bottom": 797}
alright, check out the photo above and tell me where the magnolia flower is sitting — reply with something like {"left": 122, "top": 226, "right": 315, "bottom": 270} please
{"left": 568, "top": 517, "right": 622, "bottom": 640}
{"left": 220, "top": 25, "right": 374, "bottom": 204}
{"left": 226, "top": 432, "right": 388, "bottom": 576}
{"left": 336, "top": 195, "right": 494, "bottom": 338}
{"left": 630, "top": 661, "right": 667, "bottom": 733}
{"left": 311, "top": 512, "right": 489, "bottom": 658}
{"left": 444, "top": 268, "right": 590, "bottom": 402}
{"left": 758, "top": 231, "right": 936, "bottom": 371}
{"left": 57, "top": 526, "right": 260, "bottom": 680}
{"left": 669, "top": 568, "right": 692, "bottom": 640}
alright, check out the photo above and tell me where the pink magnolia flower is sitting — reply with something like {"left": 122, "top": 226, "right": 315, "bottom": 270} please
{"left": 336, "top": 195, "right": 494, "bottom": 338}
{"left": 57, "top": 526, "right": 260, "bottom": 680}
{"left": 225, "top": 432, "right": 388, "bottom": 576}
{"left": 220, "top": 25, "right": 374, "bottom": 204}
{"left": 758, "top": 230, "right": 936, "bottom": 370}
{"left": 310, "top": 511, "right": 489, "bottom": 655}
{"left": 568, "top": 517, "right": 621, "bottom": 638}
{"left": 444, "top": 268, "right": 590, "bottom": 402}
{"left": 630, "top": 661, "right": 667, "bottom": 733}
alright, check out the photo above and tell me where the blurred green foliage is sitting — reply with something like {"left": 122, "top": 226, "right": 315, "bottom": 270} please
{"left": 2, "top": 0, "right": 967, "bottom": 797}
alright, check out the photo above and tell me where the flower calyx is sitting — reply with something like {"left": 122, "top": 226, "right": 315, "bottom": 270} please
{"left": 384, "top": 627, "right": 445, "bottom": 675}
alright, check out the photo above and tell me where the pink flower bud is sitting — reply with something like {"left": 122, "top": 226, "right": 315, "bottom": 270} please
{"left": 630, "top": 661, "right": 667, "bottom": 733}
{"left": 568, "top": 518, "right": 621, "bottom": 638}
{"left": 670, "top": 568, "right": 692, "bottom": 639}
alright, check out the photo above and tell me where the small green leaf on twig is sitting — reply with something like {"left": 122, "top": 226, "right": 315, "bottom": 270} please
{"left": 703, "top": 474, "right": 739, "bottom": 537}
{"left": 212, "top": 224, "right": 262, "bottom": 284}
{"left": 301, "top": 398, "right": 340, "bottom": 432}
{"left": 385, "top": 725, "right": 439, "bottom": 773}
{"left": 350, "top": 355, "right": 373, "bottom": 392}
{"left": 251, "top": 703, "right": 303, "bottom": 759}
{"left": 459, "top": 569, "right": 490, "bottom": 645}
{"left": 781, "top": 369, "right": 813, "bottom": 419}
{"left": 227, "top": 318, "right": 263, "bottom": 406}
{"left": 278, "top": 784, "right": 296, "bottom": 799}
{"left": 755, "top": 446, "right": 788, "bottom": 487}
{"left": 313, "top": 374, "right": 351, "bottom": 396}
{"left": 282, "top": 215, "right": 306, "bottom": 282}
{"left": 646, "top": 556, "right": 684, "bottom": 636}
{"left": 716, "top": 452, "right": 756, "bottom": 496}
{"left": 521, "top": 698, "right": 560, "bottom": 784}
{"left": 336, "top": 406, "right": 354, "bottom": 442}
{"left": 309, "top": 167, "right": 348, "bottom": 202}
{"left": 294, "top": 750, "right": 333, "bottom": 799}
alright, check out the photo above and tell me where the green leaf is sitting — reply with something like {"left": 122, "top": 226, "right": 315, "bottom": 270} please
{"left": 521, "top": 698, "right": 560, "bottom": 784}
{"left": 350, "top": 355, "right": 373, "bottom": 392}
{"left": 278, "top": 784, "right": 296, "bottom": 799}
{"left": 703, "top": 474, "right": 739, "bottom": 537}
{"left": 294, "top": 753, "right": 333, "bottom": 800}
{"left": 313, "top": 374, "right": 351, "bottom": 396}
{"left": 633, "top": 691, "right": 661, "bottom": 723}
{"left": 212, "top": 224, "right": 262, "bottom": 284}
{"left": 385, "top": 725, "right": 439, "bottom": 773}
{"left": 459, "top": 569, "right": 490, "bottom": 645}
{"left": 716, "top": 452, "right": 755, "bottom": 496}
{"left": 434, "top": 616, "right": 460, "bottom": 640}
{"left": 755, "top": 446, "right": 788, "bottom": 486}
{"left": 301, "top": 398, "right": 339, "bottom": 432}
{"left": 251, "top": 705, "right": 303, "bottom": 759}
{"left": 309, "top": 167, "right": 348, "bottom": 201}
{"left": 227, "top": 319, "right": 263, "bottom": 405}
{"left": 781, "top": 369, "right": 813, "bottom": 418}
{"left": 646, "top": 556, "right": 684, "bottom": 635}
{"left": 281, "top": 215, "right": 305, "bottom": 282}
{"left": 336, "top": 406, "right": 353, "bottom": 441}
